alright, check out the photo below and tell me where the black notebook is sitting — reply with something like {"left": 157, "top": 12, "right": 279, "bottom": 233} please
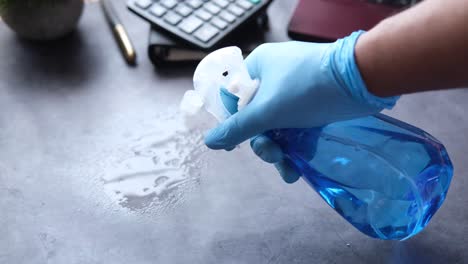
{"left": 147, "top": 14, "right": 269, "bottom": 66}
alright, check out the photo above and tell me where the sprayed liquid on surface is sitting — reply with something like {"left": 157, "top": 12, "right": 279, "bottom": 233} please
{"left": 102, "top": 113, "right": 209, "bottom": 213}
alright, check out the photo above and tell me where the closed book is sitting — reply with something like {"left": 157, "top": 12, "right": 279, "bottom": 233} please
{"left": 148, "top": 14, "right": 269, "bottom": 66}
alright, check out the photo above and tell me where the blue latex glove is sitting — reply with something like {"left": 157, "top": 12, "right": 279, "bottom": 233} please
{"left": 205, "top": 31, "right": 399, "bottom": 183}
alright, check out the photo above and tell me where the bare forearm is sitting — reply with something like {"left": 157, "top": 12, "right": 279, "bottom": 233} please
{"left": 355, "top": 0, "right": 468, "bottom": 97}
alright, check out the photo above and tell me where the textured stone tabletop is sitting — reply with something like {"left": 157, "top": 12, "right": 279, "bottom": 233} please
{"left": 0, "top": 1, "right": 467, "bottom": 263}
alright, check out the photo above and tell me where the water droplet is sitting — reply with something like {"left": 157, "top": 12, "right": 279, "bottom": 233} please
{"left": 152, "top": 156, "right": 160, "bottom": 164}
{"left": 164, "top": 158, "right": 180, "bottom": 166}
{"left": 154, "top": 176, "right": 169, "bottom": 187}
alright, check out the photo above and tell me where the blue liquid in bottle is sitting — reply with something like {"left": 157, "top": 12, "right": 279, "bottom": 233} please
{"left": 220, "top": 89, "right": 453, "bottom": 240}
{"left": 265, "top": 114, "right": 453, "bottom": 240}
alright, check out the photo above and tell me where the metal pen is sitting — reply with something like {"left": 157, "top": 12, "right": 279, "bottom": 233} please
{"left": 101, "top": 0, "right": 137, "bottom": 65}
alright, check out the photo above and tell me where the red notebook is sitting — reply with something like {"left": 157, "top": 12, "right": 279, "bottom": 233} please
{"left": 288, "top": 0, "right": 402, "bottom": 42}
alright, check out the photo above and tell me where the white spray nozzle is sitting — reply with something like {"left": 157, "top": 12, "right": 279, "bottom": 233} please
{"left": 180, "top": 46, "right": 259, "bottom": 122}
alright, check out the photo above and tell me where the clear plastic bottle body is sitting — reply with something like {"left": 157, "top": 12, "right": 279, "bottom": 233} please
{"left": 266, "top": 114, "right": 453, "bottom": 240}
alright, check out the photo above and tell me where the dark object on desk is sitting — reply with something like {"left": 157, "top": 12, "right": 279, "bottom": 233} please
{"left": 128, "top": 0, "right": 272, "bottom": 50}
{"left": 148, "top": 14, "right": 268, "bottom": 66}
{"left": 0, "top": 0, "right": 83, "bottom": 41}
{"left": 288, "top": 0, "right": 419, "bottom": 42}
{"left": 101, "top": 0, "right": 137, "bottom": 65}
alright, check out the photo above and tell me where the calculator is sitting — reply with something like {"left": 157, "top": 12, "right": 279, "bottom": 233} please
{"left": 128, "top": 0, "right": 272, "bottom": 49}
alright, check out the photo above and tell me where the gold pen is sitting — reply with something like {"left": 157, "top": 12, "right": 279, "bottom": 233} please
{"left": 101, "top": 0, "right": 137, "bottom": 65}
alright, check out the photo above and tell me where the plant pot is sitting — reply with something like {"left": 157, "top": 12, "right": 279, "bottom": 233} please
{"left": 0, "top": 0, "right": 84, "bottom": 41}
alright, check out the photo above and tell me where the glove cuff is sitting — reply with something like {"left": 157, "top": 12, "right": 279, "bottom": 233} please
{"left": 330, "top": 30, "right": 400, "bottom": 110}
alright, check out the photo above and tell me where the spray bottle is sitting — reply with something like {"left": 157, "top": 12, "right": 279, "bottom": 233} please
{"left": 180, "top": 47, "right": 453, "bottom": 240}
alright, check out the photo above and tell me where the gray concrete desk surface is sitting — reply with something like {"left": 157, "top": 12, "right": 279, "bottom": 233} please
{"left": 0, "top": 1, "right": 467, "bottom": 264}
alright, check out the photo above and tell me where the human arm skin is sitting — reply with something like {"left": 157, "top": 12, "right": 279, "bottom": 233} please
{"left": 356, "top": 0, "right": 468, "bottom": 97}
{"left": 205, "top": 0, "right": 468, "bottom": 183}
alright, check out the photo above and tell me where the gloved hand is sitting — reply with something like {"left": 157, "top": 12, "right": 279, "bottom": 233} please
{"left": 205, "top": 31, "right": 399, "bottom": 183}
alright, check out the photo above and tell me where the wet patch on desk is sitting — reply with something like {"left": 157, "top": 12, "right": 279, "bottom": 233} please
{"left": 102, "top": 113, "right": 208, "bottom": 213}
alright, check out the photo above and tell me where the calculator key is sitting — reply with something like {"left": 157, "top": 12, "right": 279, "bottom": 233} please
{"left": 219, "top": 10, "right": 236, "bottom": 23}
{"left": 149, "top": 4, "right": 167, "bottom": 17}
{"left": 194, "top": 24, "right": 219, "bottom": 42}
{"left": 160, "top": 0, "right": 178, "bottom": 9}
{"left": 175, "top": 4, "right": 193, "bottom": 17}
{"left": 237, "top": 0, "right": 254, "bottom": 9}
{"left": 164, "top": 12, "right": 182, "bottom": 25}
{"left": 213, "top": 0, "right": 229, "bottom": 8}
{"left": 211, "top": 16, "right": 228, "bottom": 29}
{"left": 195, "top": 9, "right": 213, "bottom": 21}
{"left": 187, "top": 0, "right": 203, "bottom": 9}
{"left": 204, "top": 2, "right": 221, "bottom": 14}
{"left": 227, "top": 5, "right": 245, "bottom": 16}
{"left": 135, "top": 0, "right": 152, "bottom": 9}
{"left": 178, "top": 15, "right": 203, "bottom": 34}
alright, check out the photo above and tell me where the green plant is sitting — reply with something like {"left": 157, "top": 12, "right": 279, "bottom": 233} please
{"left": 0, "top": 0, "right": 64, "bottom": 11}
